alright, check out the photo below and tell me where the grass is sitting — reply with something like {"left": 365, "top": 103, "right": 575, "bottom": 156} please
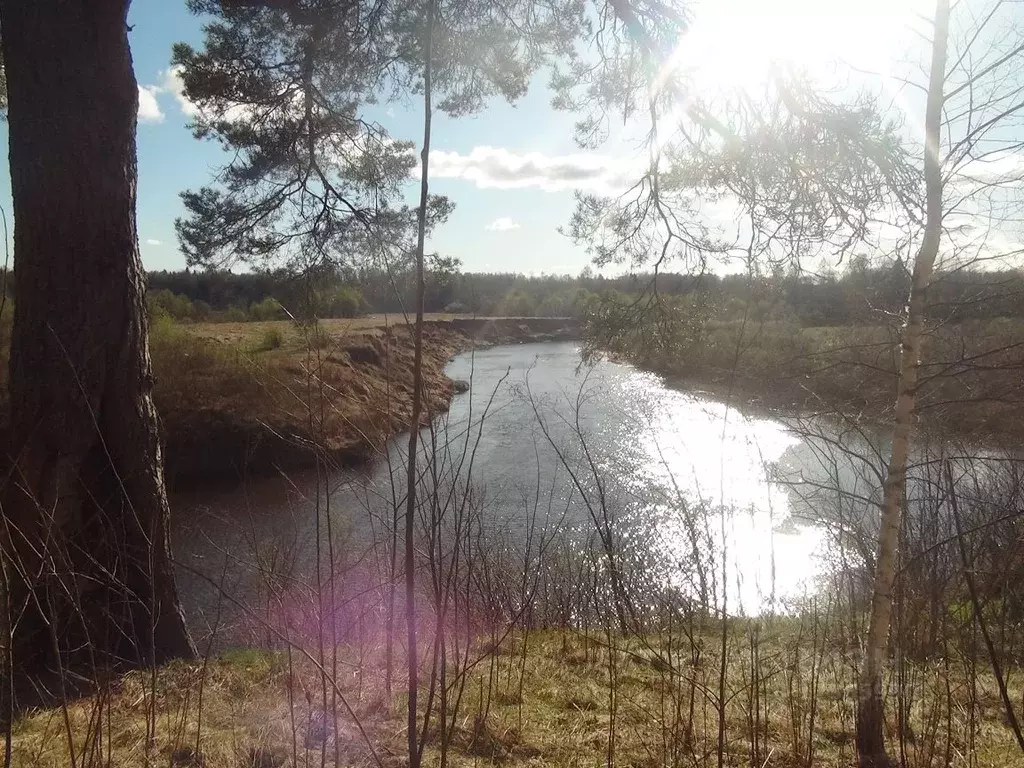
{"left": 11, "top": 626, "right": 1024, "bottom": 767}
{"left": 187, "top": 315, "right": 469, "bottom": 350}
{"left": 0, "top": 312, "right": 575, "bottom": 487}
{"left": 254, "top": 326, "right": 284, "bottom": 352}
{"left": 10, "top": 652, "right": 323, "bottom": 768}
{"left": 145, "top": 314, "right": 471, "bottom": 484}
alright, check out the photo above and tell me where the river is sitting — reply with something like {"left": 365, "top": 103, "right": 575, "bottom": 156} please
{"left": 171, "top": 341, "right": 914, "bottom": 640}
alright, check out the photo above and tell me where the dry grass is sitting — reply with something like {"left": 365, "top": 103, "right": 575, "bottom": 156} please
{"left": 186, "top": 314, "right": 506, "bottom": 349}
{"left": 9, "top": 648, "right": 395, "bottom": 768}
{"left": 610, "top": 316, "right": 1024, "bottom": 440}
{"left": 149, "top": 313, "right": 578, "bottom": 484}
{"left": 13, "top": 628, "right": 1024, "bottom": 768}
{"left": 149, "top": 316, "right": 468, "bottom": 484}
{"left": 453, "top": 629, "right": 1024, "bottom": 768}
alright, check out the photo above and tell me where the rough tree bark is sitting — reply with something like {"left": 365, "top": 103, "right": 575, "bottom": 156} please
{"left": 0, "top": 0, "right": 195, "bottom": 708}
{"left": 855, "top": 0, "right": 949, "bottom": 764}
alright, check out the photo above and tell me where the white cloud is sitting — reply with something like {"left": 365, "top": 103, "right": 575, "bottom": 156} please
{"left": 137, "top": 85, "right": 164, "bottom": 123}
{"left": 137, "top": 67, "right": 200, "bottom": 123}
{"left": 954, "top": 151, "right": 1024, "bottom": 189}
{"left": 156, "top": 65, "right": 265, "bottom": 126}
{"left": 160, "top": 65, "right": 200, "bottom": 118}
{"left": 428, "top": 146, "right": 640, "bottom": 194}
{"left": 485, "top": 217, "right": 521, "bottom": 232}
{"left": 145, "top": 239, "right": 163, "bottom": 246}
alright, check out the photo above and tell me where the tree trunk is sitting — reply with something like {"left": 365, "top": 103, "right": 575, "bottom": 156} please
{"left": 405, "top": 4, "right": 436, "bottom": 766}
{"left": 855, "top": 0, "right": 949, "bottom": 764}
{"left": 0, "top": 0, "right": 195, "bottom": 710}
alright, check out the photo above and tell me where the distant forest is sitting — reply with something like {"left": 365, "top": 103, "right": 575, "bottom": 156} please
{"left": 135, "top": 259, "right": 1024, "bottom": 326}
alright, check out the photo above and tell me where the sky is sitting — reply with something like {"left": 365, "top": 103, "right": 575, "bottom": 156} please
{"left": 0, "top": 0, "right": 967, "bottom": 276}
{"left": 1, "top": 0, "right": 607, "bottom": 275}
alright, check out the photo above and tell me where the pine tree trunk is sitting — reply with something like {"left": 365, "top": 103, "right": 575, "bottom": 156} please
{"left": 855, "top": 0, "right": 948, "bottom": 763}
{"left": 0, "top": 0, "right": 195, "bottom": 709}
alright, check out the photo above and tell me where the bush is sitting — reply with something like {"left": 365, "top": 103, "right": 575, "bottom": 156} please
{"left": 256, "top": 326, "right": 284, "bottom": 352}
{"left": 330, "top": 286, "right": 364, "bottom": 318}
{"left": 147, "top": 288, "right": 194, "bottom": 322}
{"left": 192, "top": 299, "right": 213, "bottom": 321}
{"left": 304, "top": 322, "right": 333, "bottom": 350}
{"left": 249, "top": 296, "right": 285, "bottom": 321}
{"left": 224, "top": 305, "right": 248, "bottom": 323}
{"left": 148, "top": 315, "right": 262, "bottom": 412}
{"left": 0, "top": 297, "right": 14, "bottom": 348}
{"left": 496, "top": 290, "right": 535, "bottom": 317}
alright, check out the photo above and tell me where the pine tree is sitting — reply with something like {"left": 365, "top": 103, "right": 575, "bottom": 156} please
{"left": 0, "top": 0, "right": 195, "bottom": 709}
{"left": 174, "top": 0, "right": 587, "bottom": 273}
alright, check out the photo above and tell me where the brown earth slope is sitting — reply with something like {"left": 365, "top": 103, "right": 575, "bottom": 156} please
{"left": 151, "top": 316, "right": 578, "bottom": 487}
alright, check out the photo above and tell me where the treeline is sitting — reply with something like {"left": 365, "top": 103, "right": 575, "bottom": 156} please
{"left": 142, "top": 260, "right": 1024, "bottom": 325}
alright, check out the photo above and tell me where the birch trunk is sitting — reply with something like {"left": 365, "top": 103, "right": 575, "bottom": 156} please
{"left": 855, "top": 0, "right": 949, "bottom": 764}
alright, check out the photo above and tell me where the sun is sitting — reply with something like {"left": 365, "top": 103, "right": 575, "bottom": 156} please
{"left": 664, "top": 0, "right": 931, "bottom": 97}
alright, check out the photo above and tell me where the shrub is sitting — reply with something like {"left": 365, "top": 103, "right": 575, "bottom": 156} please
{"left": 192, "top": 299, "right": 213, "bottom": 320}
{"left": 330, "top": 286, "right": 364, "bottom": 318}
{"left": 224, "top": 305, "right": 248, "bottom": 322}
{"left": 148, "top": 312, "right": 179, "bottom": 342}
{"left": 496, "top": 290, "right": 535, "bottom": 317}
{"left": 305, "top": 322, "right": 333, "bottom": 350}
{"left": 257, "top": 327, "right": 284, "bottom": 352}
{"left": 147, "top": 288, "right": 194, "bottom": 321}
{"left": 0, "top": 297, "right": 14, "bottom": 346}
{"left": 301, "top": 286, "right": 364, "bottom": 319}
{"left": 249, "top": 296, "right": 285, "bottom": 321}
{"left": 148, "top": 316, "right": 263, "bottom": 413}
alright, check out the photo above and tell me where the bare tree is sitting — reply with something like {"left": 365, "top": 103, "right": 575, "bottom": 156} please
{"left": 563, "top": 1, "right": 1024, "bottom": 765}
{"left": 855, "top": 1, "right": 950, "bottom": 763}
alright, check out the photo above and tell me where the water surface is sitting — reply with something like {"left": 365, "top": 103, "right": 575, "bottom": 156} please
{"left": 173, "top": 342, "right": 862, "bottom": 634}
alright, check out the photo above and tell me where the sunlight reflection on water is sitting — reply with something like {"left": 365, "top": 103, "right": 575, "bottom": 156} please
{"left": 615, "top": 369, "right": 828, "bottom": 615}
{"left": 445, "top": 346, "right": 832, "bottom": 617}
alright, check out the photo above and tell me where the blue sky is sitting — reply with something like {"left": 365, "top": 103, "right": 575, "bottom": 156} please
{"left": 0, "top": 0, "right": 919, "bottom": 278}
{"left": 1, "top": 0, "right": 1009, "bottom": 277}
{"left": 0, "top": 1, "right": 615, "bottom": 275}
{"left": 16, "top": 1, "right": 619, "bottom": 275}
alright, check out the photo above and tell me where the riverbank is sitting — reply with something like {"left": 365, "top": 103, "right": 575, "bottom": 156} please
{"left": 154, "top": 315, "right": 580, "bottom": 487}
{"left": 591, "top": 318, "right": 1024, "bottom": 444}
{"left": 11, "top": 626, "right": 1024, "bottom": 768}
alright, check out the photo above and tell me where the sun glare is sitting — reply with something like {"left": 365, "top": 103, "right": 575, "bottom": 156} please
{"left": 669, "top": 0, "right": 929, "bottom": 96}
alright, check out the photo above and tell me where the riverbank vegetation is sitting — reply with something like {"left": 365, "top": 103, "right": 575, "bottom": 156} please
{"left": 10, "top": 403, "right": 1024, "bottom": 767}
{"left": 0, "top": 312, "right": 577, "bottom": 487}
{"left": 12, "top": 626, "right": 1024, "bottom": 768}
{"left": 141, "top": 260, "right": 1024, "bottom": 446}
{"left": 581, "top": 284, "right": 1024, "bottom": 440}
{"left": 149, "top": 317, "right": 467, "bottom": 486}
{"left": 0, "top": 307, "right": 471, "bottom": 486}
{"left": 139, "top": 259, "right": 1024, "bottom": 327}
